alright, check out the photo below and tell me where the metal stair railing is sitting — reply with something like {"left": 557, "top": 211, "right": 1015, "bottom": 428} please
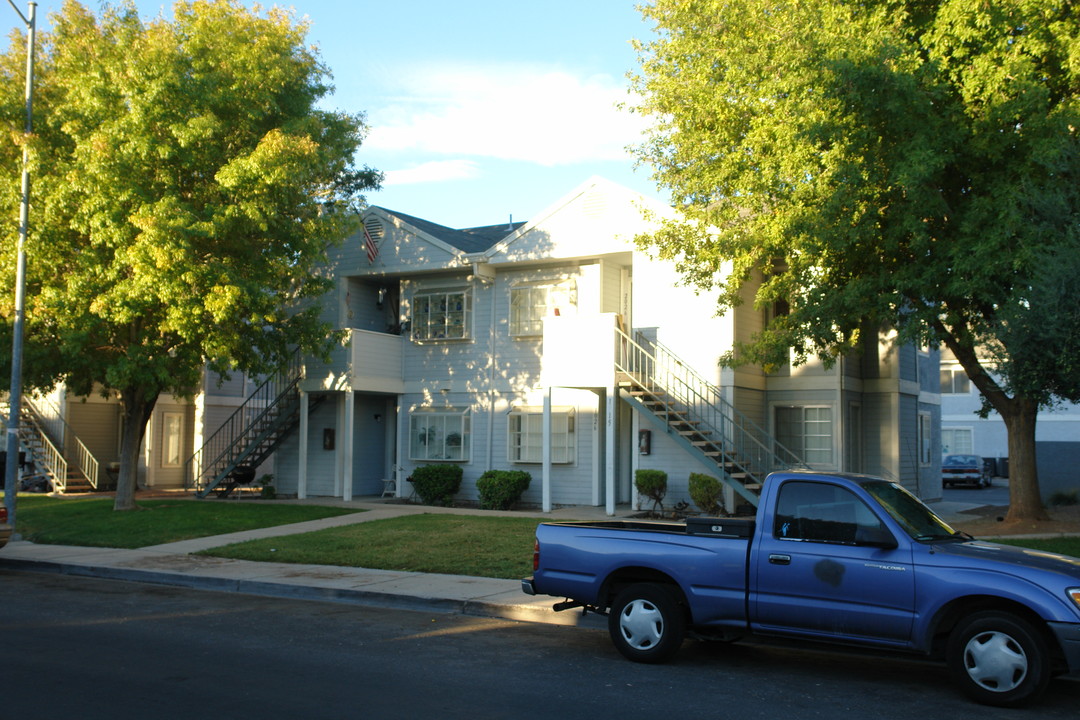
{"left": 186, "top": 350, "right": 304, "bottom": 497}
{"left": 0, "top": 400, "right": 70, "bottom": 492}
{"left": 23, "top": 395, "right": 100, "bottom": 490}
{"left": 615, "top": 328, "right": 804, "bottom": 504}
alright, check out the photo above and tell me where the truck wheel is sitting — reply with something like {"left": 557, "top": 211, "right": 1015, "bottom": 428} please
{"left": 608, "top": 583, "right": 685, "bottom": 664}
{"left": 946, "top": 611, "right": 1052, "bottom": 707}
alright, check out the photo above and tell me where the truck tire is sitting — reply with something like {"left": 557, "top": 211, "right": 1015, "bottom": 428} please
{"left": 608, "top": 583, "right": 685, "bottom": 664}
{"left": 946, "top": 611, "right": 1052, "bottom": 707}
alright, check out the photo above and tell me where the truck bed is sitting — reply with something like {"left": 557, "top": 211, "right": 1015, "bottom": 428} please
{"left": 541, "top": 517, "right": 756, "bottom": 538}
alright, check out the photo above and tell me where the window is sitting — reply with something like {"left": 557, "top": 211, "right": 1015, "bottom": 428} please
{"left": 508, "top": 408, "right": 576, "bottom": 464}
{"left": 845, "top": 403, "right": 863, "bottom": 473}
{"left": 775, "top": 406, "right": 833, "bottom": 465}
{"left": 940, "top": 368, "right": 970, "bottom": 394}
{"left": 412, "top": 290, "right": 469, "bottom": 341}
{"left": 918, "top": 412, "right": 933, "bottom": 465}
{"left": 509, "top": 283, "right": 576, "bottom": 337}
{"left": 162, "top": 413, "right": 184, "bottom": 468}
{"left": 409, "top": 408, "right": 470, "bottom": 461}
{"left": 773, "top": 481, "right": 887, "bottom": 544}
{"left": 942, "top": 428, "right": 973, "bottom": 456}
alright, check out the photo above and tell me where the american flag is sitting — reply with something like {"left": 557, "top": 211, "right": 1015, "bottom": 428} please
{"left": 364, "top": 227, "right": 379, "bottom": 264}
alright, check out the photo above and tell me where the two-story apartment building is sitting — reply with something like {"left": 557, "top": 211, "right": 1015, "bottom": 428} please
{"left": 260, "top": 177, "right": 941, "bottom": 512}
{"left": 16, "top": 178, "right": 941, "bottom": 510}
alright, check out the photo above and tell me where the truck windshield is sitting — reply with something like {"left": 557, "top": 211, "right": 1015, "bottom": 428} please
{"left": 862, "top": 480, "right": 963, "bottom": 542}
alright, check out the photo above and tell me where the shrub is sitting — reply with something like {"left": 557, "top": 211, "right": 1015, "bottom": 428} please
{"left": 476, "top": 470, "right": 532, "bottom": 510}
{"left": 635, "top": 469, "right": 668, "bottom": 513}
{"left": 410, "top": 464, "right": 463, "bottom": 506}
{"left": 689, "top": 472, "right": 722, "bottom": 515}
{"left": 1049, "top": 490, "right": 1079, "bottom": 507}
{"left": 258, "top": 473, "right": 276, "bottom": 500}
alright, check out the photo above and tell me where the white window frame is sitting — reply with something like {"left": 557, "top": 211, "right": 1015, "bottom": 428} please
{"left": 775, "top": 405, "right": 834, "bottom": 466}
{"left": 162, "top": 412, "right": 184, "bottom": 468}
{"left": 940, "top": 367, "right": 971, "bottom": 395}
{"left": 919, "top": 412, "right": 933, "bottom": 466}
{"left": 942, "top": 427, "right": 974, "bottom": 456}
{"left": 411, "top": 289, "right": 470, "bottom": 341}
{"left": 508, "top": 407, "right": 576, "bottom": 464}
{"left": 509, "top": 282, "right": 576, "bottom": 338}
{"left": 409, "top": 407, "right": 471, "bottom": 462}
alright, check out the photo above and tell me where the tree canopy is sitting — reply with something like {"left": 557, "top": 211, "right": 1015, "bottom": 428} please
{"left": 0, "top": 0, "right": 380, "bottom": 509}
{"left": 630, "top": 0, "right": 1079, "bottom": 520}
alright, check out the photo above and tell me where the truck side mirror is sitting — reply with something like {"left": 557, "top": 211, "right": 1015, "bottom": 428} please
{"left": 855, "top": 526, "right": 898, "bottom": 549}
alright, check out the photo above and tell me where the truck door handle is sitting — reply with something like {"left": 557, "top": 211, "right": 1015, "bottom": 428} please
{"left": 769, "top": 554, "right": 791, "bottom": 565}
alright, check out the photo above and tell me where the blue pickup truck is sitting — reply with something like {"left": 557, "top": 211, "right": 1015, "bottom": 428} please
{"left": 522, "top": 471, "right": 1080, "bottom": 707}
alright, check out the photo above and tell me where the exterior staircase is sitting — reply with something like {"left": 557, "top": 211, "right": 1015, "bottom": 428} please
{"left": 615, "top": 329, "right": 805, "bottom": 508}
{"left": 0, "top": 396, "right": 100, "bottom": 493}
{"left": 187, "top": 350, "right": 319, "bottom": 497}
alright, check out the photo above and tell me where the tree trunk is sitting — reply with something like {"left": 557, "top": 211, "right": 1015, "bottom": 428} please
{"left": 1002, "top": 396, "right": 1049, "bottom": 523}
{"left": 114, "top": 388, "right": 158, "bottom": 511}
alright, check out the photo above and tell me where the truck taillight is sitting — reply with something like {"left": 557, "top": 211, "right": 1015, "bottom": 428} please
{"left": 533, "top": 539, "right": 540, "bottom": 572}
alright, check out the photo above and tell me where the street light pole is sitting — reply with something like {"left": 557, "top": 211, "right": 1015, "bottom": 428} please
{"left": 4, "top": 1, "right": 35, "bottom": 531}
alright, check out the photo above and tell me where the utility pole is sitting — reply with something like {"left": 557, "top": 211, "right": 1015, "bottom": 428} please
{"left": 4, "top": 1, "right": 36, "bottom": 532}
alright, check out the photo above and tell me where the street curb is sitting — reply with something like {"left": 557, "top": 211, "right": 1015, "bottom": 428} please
{"left": 0, "top": 555, "right": 603, "bottom": 628}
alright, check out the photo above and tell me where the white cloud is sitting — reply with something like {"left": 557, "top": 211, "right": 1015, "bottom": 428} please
{"left": 367, "top": 63, "right": 647, "bottom": 167}
{"left": 382, "top": 160, "right": 481, "bottom": 186}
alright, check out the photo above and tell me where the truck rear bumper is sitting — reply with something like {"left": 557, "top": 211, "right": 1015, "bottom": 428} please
{"left": 1048, "top": 621, "right": 1080, "bottom": 673}
{"left": 521, "top": 578, "right": 536, "bottom": 596}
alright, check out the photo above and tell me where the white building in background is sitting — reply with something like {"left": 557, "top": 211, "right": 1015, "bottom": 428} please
{"left": 940, "top": 347, "right": 1080, "bottom": 499}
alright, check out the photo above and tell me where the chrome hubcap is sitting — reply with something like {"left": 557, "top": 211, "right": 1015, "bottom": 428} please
{"left": 618, "top": 598, "right": 664, "bottom": 650}
{"left": 964, "top": 630, "right": 1028, "bottom": 693}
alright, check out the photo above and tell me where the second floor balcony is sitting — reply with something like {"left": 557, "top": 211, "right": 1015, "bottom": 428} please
{"left": 303, "top": 328, "right": 405, "bottom": 394}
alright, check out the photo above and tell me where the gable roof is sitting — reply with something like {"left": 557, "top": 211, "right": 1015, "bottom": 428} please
{"left": 482, "top": 176, "right": 672, "bottom": 261}
{"left": 377, "top": 207, "right": 526, "bottom": 254}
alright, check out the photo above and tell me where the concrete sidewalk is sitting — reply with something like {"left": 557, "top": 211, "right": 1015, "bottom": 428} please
{"left": 0, "top": 498, "right": 618, "bottom": 628}
{"left": 0, "top": 496, "right": 985, "bottom": 628}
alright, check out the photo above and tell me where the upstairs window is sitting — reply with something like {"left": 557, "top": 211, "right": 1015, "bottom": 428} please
{"left": 509, "top": 282, "right": 576, "bottom": 337}
{"left": 940, "top": 368, "right": 971, "bottom": 394}
{"left": 412, "top": 290, "right": 470, "bottom": 341}
{"left": 508, "top": 407, "right": 576, "bottom": 464}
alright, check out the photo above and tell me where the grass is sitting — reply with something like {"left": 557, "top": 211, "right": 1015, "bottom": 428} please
{"left": 989, "top": 536, "right": 1080, "bottom": 558}
{"left": 7, "top": 494, "right": 1080, "bottom": 581}
{"left": 6, "top": 494, "right": 361, "bottom": 548}
{"left": 201, "top": 514, "right": 541, "bottom": 580}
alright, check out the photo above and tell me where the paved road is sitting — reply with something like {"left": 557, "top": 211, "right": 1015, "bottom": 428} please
{"left": 941, "top": 476, "right": 1010, "bottom": 515}
{"left": 3, "top": 570, "right": 1077, "bottom": 719}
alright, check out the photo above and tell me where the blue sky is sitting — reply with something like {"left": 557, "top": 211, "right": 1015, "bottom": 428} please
{"left": 8, "top": 0, "right": 664, "bottom": 229}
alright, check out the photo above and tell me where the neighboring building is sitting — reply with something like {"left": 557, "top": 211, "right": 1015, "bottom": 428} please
{"left": 11, "top": 178, "right": 941, "bottom": 509}
{"left": 940, "top": 347, "right": 1080, "bottom": 500}
{"left": 9, "top": 383, "right": 196, "bottom": 492}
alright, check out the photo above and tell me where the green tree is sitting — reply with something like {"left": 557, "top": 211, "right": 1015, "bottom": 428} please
{"left": 0, "top": 1, "right": 380, "bottom": 510}
{"left": 630, "top": 0, "right": 1079, "bottom": 522}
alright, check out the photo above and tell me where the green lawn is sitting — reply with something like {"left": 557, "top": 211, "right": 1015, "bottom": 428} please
{"left": 7, "top": 494, "right": 1079, "bottom": 581}
{"left": 7, "top": 494, "right": 361, "bottom": 548}
{"left": 201, "top": 514, "right": 541, "bottom": 580}
{"left": 989, "top": 536, "right": 1080, "bottom": 558}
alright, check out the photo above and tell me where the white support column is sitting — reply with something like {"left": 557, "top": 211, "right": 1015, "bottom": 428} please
{"left": 542, "top": 387, "right": 552, "bottom": 512}
{"left": 298, "top": 390, "right": 309, "bottom": 499}
{"left": 592, "top": 390, "right": 604, "bottom": 507}
{"left": 342, "top": 391, "right": 355, "bottom": 501}
{"left": 606, "top": 387, "right": 616, "bottom": 516}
